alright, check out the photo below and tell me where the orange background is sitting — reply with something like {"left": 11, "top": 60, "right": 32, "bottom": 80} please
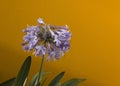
{"left": 0, "top": 0, "right": 120, "bottom": 86}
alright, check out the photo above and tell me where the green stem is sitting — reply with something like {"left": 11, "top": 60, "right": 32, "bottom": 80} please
{"left": 37, "top": 55, "right": 45, "bottom": 85}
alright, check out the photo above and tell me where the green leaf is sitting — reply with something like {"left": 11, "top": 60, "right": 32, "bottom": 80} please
{"left": 41, "top": 78, "right": 47, "bottom": 86}
{"left": 40, "top": 72, "right": 51, "bottom": 81}
{"left": 55, "top": 82, "right": 61, "bottom": 86}
{"left": 48, "top": 72, "right": 65, "bottom": 86}
{"left": 36, "top": 82, "right": 40, "bottom": 86}
{"left": 14, "top": 56, "right": 31, "bottom": 86}
{"left": 29, "top": 73, "right": 39, "bottom": 86}
{"left": 61, "top": 78, "right": 86, "bottom": 86}
{"left": 29, "top": 71, "right": 51, "bottom": 86}
{"left": 0, "top": 77, "right": 16, "bottom": 86}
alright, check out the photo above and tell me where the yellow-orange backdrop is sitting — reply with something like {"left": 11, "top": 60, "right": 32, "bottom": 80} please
{"left": 0, "top": 0, "right": 120, "bottom": 86}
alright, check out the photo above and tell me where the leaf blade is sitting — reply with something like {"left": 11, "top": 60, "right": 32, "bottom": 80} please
{"left": 48, "top": 72, "right": 65, "bottom": 86}
{"left": 29, "top": 71, "right": 51, "bottom": 86}
{"left": 41, "top": 78, "right": 47, "bottom": 86}
{"left": 0, "top": 77, "right": 16, "bottom": 86}
{"left": 62, "top": 78, "right": 86, "bottom": 86}
{"left": 29, "top": 73, "right": 39, "bottom": 86}
{"left": 14, "top": 56, "right": 31, "bottom": 86}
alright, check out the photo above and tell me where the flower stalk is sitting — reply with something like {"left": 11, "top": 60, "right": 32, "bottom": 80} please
{"left": 37, "top": 55, "right": 45, "bottom": 85}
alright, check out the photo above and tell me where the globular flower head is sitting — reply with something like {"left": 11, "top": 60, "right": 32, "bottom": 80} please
{"left": 22, "top": 18, "right": 71, "bottom": 60}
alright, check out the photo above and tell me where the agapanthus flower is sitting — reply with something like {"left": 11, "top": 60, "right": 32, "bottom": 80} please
{"left": 22, "top": 18, "right": 71, "bottom": 60}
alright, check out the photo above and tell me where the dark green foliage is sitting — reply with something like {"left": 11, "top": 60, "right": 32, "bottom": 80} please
{"left": 14, "top": 56, "right": 31, "bottom": 86}
{"left": 0, "top": 77, "right": 16, "bottom": 86}
{"left": 48, "top": 72, "right": 65, "bottom": 86}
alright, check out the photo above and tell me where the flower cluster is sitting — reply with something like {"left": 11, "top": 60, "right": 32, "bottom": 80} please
{"left": 22, "top": 18, "right": 71, "bottom": 60}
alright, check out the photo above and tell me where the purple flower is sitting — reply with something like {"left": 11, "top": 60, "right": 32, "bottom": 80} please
{"left": 22, "top": 18, "right": 71, "bottom": 60}
{"left": 35, "top": 45, "right": 46, "bottom": 56}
